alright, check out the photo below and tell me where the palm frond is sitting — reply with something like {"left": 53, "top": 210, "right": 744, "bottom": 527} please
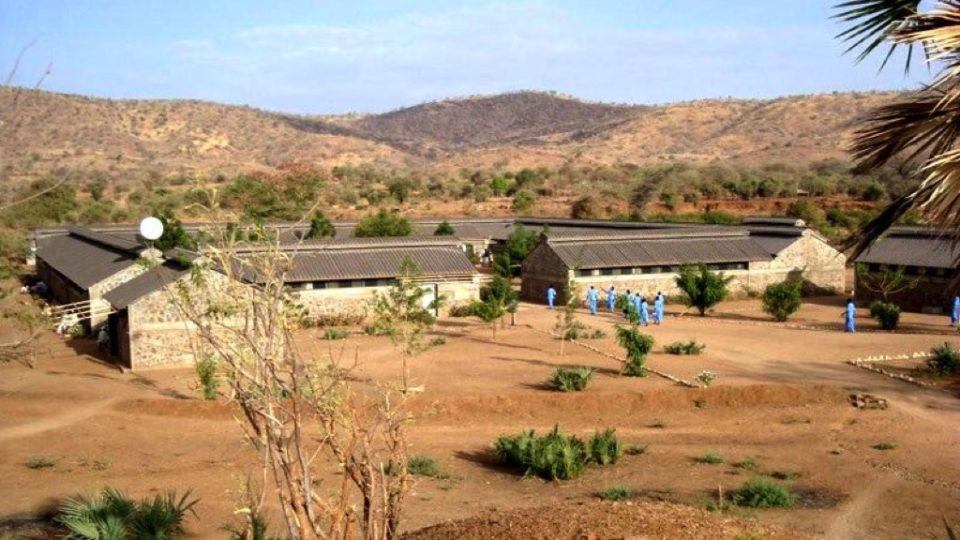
{"left": 891, "top": 3, "right": 960, "bottom": 105}
{"left": 848, "top": 84, "right": 960, "bottom": 171}
{"left": 833, "top": 0, "right": 921, "bottom": 70}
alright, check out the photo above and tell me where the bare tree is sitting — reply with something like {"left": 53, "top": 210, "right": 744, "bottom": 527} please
{"left": 168, "top": 228, "right": 410, "bottom": 539}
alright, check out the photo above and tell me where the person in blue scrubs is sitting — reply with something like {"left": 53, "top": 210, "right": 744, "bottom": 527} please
{"left": 952, "top": 295, "right": 960, "bottom": 328}
{"left": 654, "top": 292, "right": 665, "bottom": 325}
{"left": 845, "top": 298, "right": 856, "bottom": 333}
{"left": 547, "top": 285, "right": 557, "bottom": 309}
{"left": 606, "top": 286, "right": 617, "bottom": 312}
{"left": 632, "top": 292, "right": 642, "bottom": 320}
{"left": 639, "top": 296, "right": 650, "bottom": 326}
{"left": 587, "top": 286, "right": 599, "bottom": 315}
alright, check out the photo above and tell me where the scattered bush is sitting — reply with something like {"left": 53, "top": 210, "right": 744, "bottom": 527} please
{"left": 448, "top": 304, "right": 476, "bottom": 317}
{"left": 24, "top": 455, "right": 58, "bottom": 469}
{"left": 869, "top": 301, "right": 901, "bottom": 330}
{"left": 761, "top": 280, "right": 803, "bottom": 322}
{"left": 733, "top": 457, "right": 760, "bottom": 471}
{"left": 730, "top": 478, "right": 795, "bottom": 508}
{"left": 511, "top": 190, "right": 536, "bottom": 213}
{"left": 696, "top": 452, "right": 724, "bottom": 465}
{"left": 928, "top": 342, "right": 960, "bottom": 375}
{"left": 428, "top": 336, "right": 446, "bottom": 347}
{"left": 57, "top": 487, "right": 199, "bottom": 539}
{"left": 549, "top": 366, "right": 594, "bottom": 392}
{"left": 664, "top": 340, "right": 706, "bottom": 355}
{"left": 494, "top": 425, "right": 620, "bottom": 481}
{"left": 195, "top": 355, "right": 219, "bottom": 400}
{"left": 647, "top": 419, "right": 667, "bottom": 429}
{"left": 587, "top": 428, "right": 623, "bottom": 465}
{"left": 407, "top": 455, "right": 444, "bottom": 477}
{"left": 306, "top": 211, "right": 336, "bottom": 239}
{"left": 769, "top": 470, "right": 799, "bottom": 481}
{"left": 599, "top": 485, "right": 635, "bottom": 501}
{"left": 322, "top": 328, "right": 350, "bottom": 340}
{"left": 872, "top": 442, "right": 896, "bottom": 451}
{"left": 675, "top": 264, "right": 732, "bottom": 316}
{"left": 625, "top": 444, "right": 648, "bottom": 455}
{"left": 697, "top": 370, "right": 717, "bottom": 387}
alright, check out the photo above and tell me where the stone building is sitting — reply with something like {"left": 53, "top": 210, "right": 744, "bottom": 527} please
{"left": 521, "top": 220, "right": 846, "bottom": 304}
{"left": 854, "top": 227, "right": 959, "bottom": 313}
{"left": 34, "top": 227, "right": 150, "bottom": 329}
{"left": 99, "top": 238, "right": 480, "bottom": 370}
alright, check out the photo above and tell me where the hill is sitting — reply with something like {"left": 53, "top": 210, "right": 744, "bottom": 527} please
{"left": 0, "top": 87, "right": 900, "bottom": 186}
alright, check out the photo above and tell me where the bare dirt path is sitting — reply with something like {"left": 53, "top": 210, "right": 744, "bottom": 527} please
{"left": 0, "top": 398, "right": 120, "bottom": 443}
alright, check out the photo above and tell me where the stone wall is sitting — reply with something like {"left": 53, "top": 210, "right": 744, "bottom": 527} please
{"left": 295, "top": 277, "right": 481, "bottom": 321}
{"left": 766, "top": 233, "right": 846, "bottom": 294}
{"left": 36, "top": 259, "right": 87, "bottom": 306}
{"left": 855, "top": 272, "right": 957, "bottom": 314}
{"left": 88, "top": 263, "right": 148, "bottom": 328}
{"left": 520, "top": 241, "right": 570, "bottom": 303}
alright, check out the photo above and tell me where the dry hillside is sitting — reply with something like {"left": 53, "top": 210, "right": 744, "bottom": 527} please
{"left": 0, "top": 87, "right": 900, "bottom": 186}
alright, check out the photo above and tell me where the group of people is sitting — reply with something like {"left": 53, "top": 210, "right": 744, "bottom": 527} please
{"left": 547, "top": 285, "right": 666, "bottom": 326}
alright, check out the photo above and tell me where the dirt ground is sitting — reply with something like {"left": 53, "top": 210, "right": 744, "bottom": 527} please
{"left": 1, "top": 296, "right": 959, "bottom": 539}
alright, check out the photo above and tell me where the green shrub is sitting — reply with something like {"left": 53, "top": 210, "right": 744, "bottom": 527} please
{"left": 730, "top": 478, "right": 795, "bottom": 508}
{"left": 322, "top": 328, "right": 350, "bottom": 340}
{"left": 696, "top": 452, "right": 724, "bottom": 465}
{"left": 869, "top": 301, "right": 901, "bottom": 330}
{"left": 549, "top": 366, "right": 594, "bottom": 392}
{"left": 664, "top": 340, "right": 706, "bottom": 355}
{"left": 599, "top": 485, "right": 635, "bottom": 501}
{"left": 587, "top": 428, "right": 622, "bottom": 465}
{"left": 928, "top": 342, "right": 960, "bottom": 375}
{"left": 24, "top": 455, "right": 58, "bottom": 469}
{"left": 732, "top": 457, "right": 760, "bottom": 471}
{"left": 57, "top": 487, "right": 198, "bottom": 539}
{"left": 615, "top": 325, "right": 654, "bottom": 377}
{"left": 353, "top": 209, "right": 412, "bottom": 237}
{"left": 407, "top": 455, "right": 443, "bottom": 477}
{"left": 872, "top": 442, "right": 896, "bottom": 451}
{"left": 448, "top": 304, "right": 476, "bottom": 317}
{"left": 675, "top": 264, "right": 733, "bottom": 316}
{"left": 511, "top": 190, "right": 536, "bottom": 213}
{"left": 494, "top": 425, "right": 620, "bottom": 480}
{"left": 195, "top": 355, "right": 219, "bottom": 400}
{"left": 306, "top": 211, "right": 336, "bottom": 238}
{"left": 434, "top": 220, "right": 455, "bottom": 236}
{"left": 697, "top": 370, "right": 717, "bottom": 387}
{"left": 761, "top": 280, "right": 803, "bottom": 322}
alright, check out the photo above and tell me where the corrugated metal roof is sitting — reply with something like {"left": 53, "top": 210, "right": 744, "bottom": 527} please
{"left": 237, "top": 244, "right": 477, "bottom": 283}
{"left": 855, "top": 228, "right": 960, "bottom": 269}
{"left": 102, "top": 261, "right": 190, "bottom": 309}
{"left": 546, "top": 234, "right": 772, "bottom": 269}
{"left": 751, "top": 235, "right": 799, "bottom": 255}
{"left": 743, "top": 217, "right": 806, "bottom": 227}
{"left": 35, "top": 231, "right": 141, "bottom": 289}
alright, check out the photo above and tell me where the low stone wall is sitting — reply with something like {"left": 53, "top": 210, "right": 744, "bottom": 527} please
{"left": 88, "top": 264, "right": 148, "bottom": 328}
{"left": 855, "top": 272, "right": 957, "bottom": 314}
{"left": 296, "top": 278, "right": 481, "bottom": 321}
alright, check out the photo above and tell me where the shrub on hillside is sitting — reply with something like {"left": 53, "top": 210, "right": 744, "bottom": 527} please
{"left": 434, "top": 220, "right": 455, "bottom": 236}
{"left": 587, "top": 428, "right": 622, "bottom": 465}
{"left": 664, "top": 340, "right": 706, "bottom": 355}
{"left": 761, "top": 280, "right": 803, "bottom": 322}
{"left": 305, "top": 211, "right": 336, "bottom": 239}
{"left": 730, "top": 478, "right": 795, "bottom": 508}
{"left": 511, "top": 190, "right": 536, "bottom": 213}
{"left": 928, "top": 342, "right": 960, "bottom": 375}
{"left": 195, "top": 355, "right": 219, "bottom": 400}
{"left": 869, "top": 301, "right": 901, "bottom": 330}
{"left": 549, "top": 366, "right": 594, "bottom": 392}
{"left": 616, "top": 325, "right": 654, "bottom": 377}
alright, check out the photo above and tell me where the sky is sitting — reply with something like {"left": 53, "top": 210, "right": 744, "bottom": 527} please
{"left": 0, "top": 1, "right": 927, "bottom": 114}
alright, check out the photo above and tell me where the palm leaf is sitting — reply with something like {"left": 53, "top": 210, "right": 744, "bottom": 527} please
{"left": 833, "top": 0, "right": 921, "bottom": 70}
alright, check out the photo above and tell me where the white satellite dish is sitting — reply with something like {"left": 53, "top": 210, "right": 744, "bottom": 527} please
{"left": 139, "top": 216, "right": 164, "bottom": 241}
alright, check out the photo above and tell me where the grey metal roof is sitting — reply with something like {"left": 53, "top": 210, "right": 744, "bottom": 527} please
{"left": 545, "top": 233, "right": 772, "bottom": 270}
{"left": 751, "top": 235, "right": 799, "bottom": 255}
{"left": 35, "top": 230, "right": 141, "bottom": 289}
{"left": 234, "top": 242, "right": 477, "bottom": 283}
{"left": 102, "top": 261, "right": 190, "bottom": 309}
{"left": 855, "top": 228, "right": 960, "bottom": 269}
{"left": 742, "top": 217, "right": 806, "bottom": 227}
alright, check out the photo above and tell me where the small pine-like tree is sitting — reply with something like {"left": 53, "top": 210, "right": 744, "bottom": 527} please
{"left": 675, "top": 264, "right": 733, "bottom": 316}
{"left": 154, "top": 212, "right": 196, "bottom": 252}
{"left": 434, "top": 220, "right": 455, "bottom": 236}
{"left": 615, "top": 324, "right": 654, "bottom": 377}
{"left": 761, "top": 280, "right": 803, "bottom": 322}
{"left": 306, "top": 211, "right": 336, "bottom": 239}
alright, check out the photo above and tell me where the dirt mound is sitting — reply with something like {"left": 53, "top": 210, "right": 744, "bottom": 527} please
{"left": 401, "top": 501, "right": 802, "bottom": 540}
{"left": 412, "top": 384, "right": 848, "bottom": 424}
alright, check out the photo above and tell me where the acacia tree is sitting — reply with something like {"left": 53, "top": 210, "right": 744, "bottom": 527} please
{"left": 855, "top": 263, "right": 918, "bottom": 301}
{"left": 471, "top": 275, "right": 517, "bottom": 339}
{"left": 675, "top": 264, "right": 733, "bottom": 316}
{"left": 168, "top": 230, "right": 410, "bottom": 540}
{"left": 834, "top": 1, "right": 960, "bottom": 252}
